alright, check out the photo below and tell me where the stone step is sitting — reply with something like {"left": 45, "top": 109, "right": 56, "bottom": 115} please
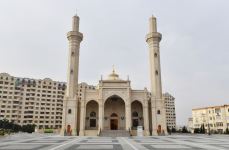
{"left": 100, "top": 130, "right": 130, "bottom": 137}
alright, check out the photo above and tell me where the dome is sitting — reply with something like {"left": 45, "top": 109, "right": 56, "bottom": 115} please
{"left": 107, "top": 67, "right": 121, "bottom": 80}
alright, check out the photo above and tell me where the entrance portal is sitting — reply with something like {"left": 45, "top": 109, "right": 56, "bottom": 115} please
{"left": 110, "top": 119, "right": 118, "bottom": 130}
{"left": 104, "top": 95, "right": 125, "bottom": 130}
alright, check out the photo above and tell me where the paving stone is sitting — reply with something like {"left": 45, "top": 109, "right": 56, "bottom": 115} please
{"left": 0, "top": 134, "right": 229, "bottom": 150}
{"left": 0, "top": 144, "right": 48, "bottom": 150}
{"left": 77, "top": 145, "right": 113, "bottom": 149}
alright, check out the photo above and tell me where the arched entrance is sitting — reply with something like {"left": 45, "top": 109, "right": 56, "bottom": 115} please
{"left": 86, "top": 100, "right": 99, "bottom": 130}
{"left": 67, "top": 124, "right": 72, "bottom": 136}
{"left": 110, "top": 113, "right": 118, "bottom": 130}
{"left": 131, "top": 100, "right": 143, "bottom": 129}
{"left": 104, "top": 95, "right": 125, "bottom": 130}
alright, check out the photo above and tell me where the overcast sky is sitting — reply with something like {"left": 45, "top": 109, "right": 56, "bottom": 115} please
{"left": 0, "top": 0, "right": 228, "bottom": 125}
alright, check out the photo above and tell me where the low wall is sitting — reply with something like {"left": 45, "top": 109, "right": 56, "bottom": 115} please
{"left": 85, "top": 130, "right": 98, "bottom": 136}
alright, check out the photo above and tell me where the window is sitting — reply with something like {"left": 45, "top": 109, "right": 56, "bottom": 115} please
{"left": 68, "top": 109, "right": 71, "bottom": 114}
{"left": 132, "top": 111, "right": 138, "bottom": 117}
{"left": 132, "top": 119, "right": 139, "bottom": 127}
{"left": 154, "top": 53, "right": 157, "bottom": 57}
{"left": 110, "top": 113, "right": 118, "bottom": 117}
{"left": 90, "top": 111, "right": 96, "bottom": 117}
{"left": 157, "top": 110, "right": 161, "bottom": 114}
{"left": 90, "top": 119, "right": 96, "bottom": 127}
{"left": 155, "top": 70, "right": 158, "bottom": 75}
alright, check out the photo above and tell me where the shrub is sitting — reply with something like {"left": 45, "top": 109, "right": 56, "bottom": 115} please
{"left": 0, "top": 129, "right": 5, "bottom": 136}
{"left": 171, "top": 128, "right": 176, "bottom": 133}
{"left": 225, "top": 128, "right": 229, "bottom": 134}
{"left": 182, "top": 126, "right": 189, "bottom": 133}
{"left": 194, "top": 128, "right": 200, "bottom": 133}
{"left": 21, "top": 124, "right": 36, "bottom": 133}
{"left": 0, "top": 119, "right": 36, "bottom": 134}
{"left": 44, "top": 129, "right": 54, "bottom": 133}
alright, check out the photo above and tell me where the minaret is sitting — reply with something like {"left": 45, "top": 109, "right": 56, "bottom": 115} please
{"left": 61, "top": 15, "right": 83, "bottom": 136}
{"left": 146, "top": 15, "right": 167, "bottom": 135}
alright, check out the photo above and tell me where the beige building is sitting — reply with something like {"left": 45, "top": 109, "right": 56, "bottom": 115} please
{"left": 0, "top": 73, "right": 175, "bottom": 134}
{"left": 61, "top": 14, "right": 168, "bottom": 136}
{"left": 187, "top": 117, "right": 194, "bottom": 133}
{"left": 0, "top": 73, "right": 96, "bottom": 129}
{"left": 0, "top": 73, "right": 65, "bottom": 129}
{"left": 163, "top": 93, "right": 176, "bottom": 129}
{"left": 192, "top": 105, "right": 229, "bottom": 133}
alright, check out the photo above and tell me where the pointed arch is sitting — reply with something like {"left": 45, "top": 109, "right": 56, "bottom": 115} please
{"left": 131, "top": 100, "right": 144, "bottom": 129}
{"left": 86, "top": 100, "right": 99, "bottom": 130}
{"left": 104, "top": 95, "right": 125, "bottom": 130}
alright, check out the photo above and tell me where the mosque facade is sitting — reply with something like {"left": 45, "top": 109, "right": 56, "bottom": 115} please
{"left": 61, "top": 15, "right": 167, "bottom": 136}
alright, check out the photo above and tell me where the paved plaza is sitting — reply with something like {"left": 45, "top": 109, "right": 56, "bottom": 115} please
{"left": 0, "top": 134, "right": 229, "bottom": 150}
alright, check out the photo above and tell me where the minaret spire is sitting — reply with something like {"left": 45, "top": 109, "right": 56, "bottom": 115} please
{"left": 149, "top": 15, "right": 157, "bottom": 32}
{"left": 61, "top": 14, "right": 83, "bottom": 136}
{"left": 72, "top": 15, "right": 79, "bottom": 31}
{"left": 146, "top": 15, "right": 167, "bottom": 135}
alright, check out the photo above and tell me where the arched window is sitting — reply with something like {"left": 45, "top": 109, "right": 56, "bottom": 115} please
{"left": 68, "top": 109, "right": 71, "bottom": 114}
{"left": 89, "top": 112, "right": 96, "bottom": 128}
{"left": 155, "top": 70, "right": 159, "bottom": 75}
{"left": 157, "top": 110, "right": 160, "bottom": 114}
{"left": 90, "top": 111, "right": 96, "bottom": 117}
{"left": 110, "top": 113, "right": 118, "bottom": 117}
{"left": 132, "top": 111, "right": 138, "bottom": 117}
{"left": 154, "top": 53, "right": 157, "bottom": 57}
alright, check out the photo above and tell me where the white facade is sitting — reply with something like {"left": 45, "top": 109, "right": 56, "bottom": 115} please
{"left": 192, "top": 105, "right": 229, "bottom": 133}
{"left": 187, "top": 117, "right": 193, "bottom": 133}
{"left": 163, "top": 93, "right": 176, "bottom": 129}
{"left": 61, "top": 15, "right": 168, "bottom": 136}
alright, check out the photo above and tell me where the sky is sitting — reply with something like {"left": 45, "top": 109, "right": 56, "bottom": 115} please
{"left": 0, "top": 0, "right": 228, "bottom": 125}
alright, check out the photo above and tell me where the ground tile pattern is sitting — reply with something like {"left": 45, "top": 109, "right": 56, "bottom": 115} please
{"left": 0, "top": 134, "right": 229, "bottom": 150}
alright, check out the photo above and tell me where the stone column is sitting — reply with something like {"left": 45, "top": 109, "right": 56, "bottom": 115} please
{"left": 79, "top": 100, "right": 85, "bottom": 136}
{"left": 98, "top": 100, "right": 104, "bottom": 132}
{"left": 151, "top": 97, "right": 157, "bottom": 135}
{"left": 125, "top": 103, "right": 131, "bottom": 131}
{"left": 143, "top": 102, "right": 150, "bottom": 135}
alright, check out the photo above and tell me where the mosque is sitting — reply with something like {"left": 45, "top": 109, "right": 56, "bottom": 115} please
{"left": 61, "top": 15, "right": 167, "bottom": 136}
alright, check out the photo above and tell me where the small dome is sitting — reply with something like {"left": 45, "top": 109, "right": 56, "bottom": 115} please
{"left": 107, "top": 67, "right": 120, "bottom": 80}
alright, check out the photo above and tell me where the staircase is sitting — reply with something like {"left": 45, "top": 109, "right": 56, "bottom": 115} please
{"left": 100, "top": 130, "right": 130, "bottom": 137}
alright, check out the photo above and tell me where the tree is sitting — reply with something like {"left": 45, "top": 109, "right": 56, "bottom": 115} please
{"left": 171, "top": 127, "right": 176, "bottom": 133}
{"left": 225, "top": 128, "right": 229, "bottom": 134}
{"left": 199, "top": 124, "right": 205, "bottom": 134}
{"left": 167, "top": 126, "right": 171, "bottom": 135}
{"left": 194, "top": 128, "right": 200, "bottom": 133}
{"left": 182, "top": 126, "right": 188, "bottom": 133}
{"left": 202, "top": 124, "right": 206, "bottom": 134}
{"left": 0, "top": 119, "right": 36, "bottom": 134}
{"left": 22, "top": 124, "right": 36, "bottom": 133}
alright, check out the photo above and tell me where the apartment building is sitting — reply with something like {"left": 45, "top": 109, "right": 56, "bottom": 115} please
{"left": 0, "top": 73, "right": 96, "bottom": 129}
{"left": 0, "top": 73, "right": 65, "bottom": 129}
{"left": 192, "top": 104, "right": 229, "bottom": 133}
{"left": 163, "top": 92, "right": 176, "bottom": 129}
